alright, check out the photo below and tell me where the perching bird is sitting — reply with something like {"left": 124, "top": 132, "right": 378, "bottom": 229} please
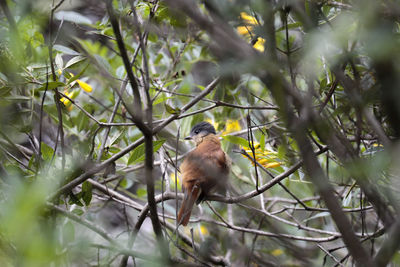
{"left": 177, "top": 122, "right": 231, "bottom": 226}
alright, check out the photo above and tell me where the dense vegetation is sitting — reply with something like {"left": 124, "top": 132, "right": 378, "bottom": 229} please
{"left": 0, "top": 0, "right": 400, "bottom": 266}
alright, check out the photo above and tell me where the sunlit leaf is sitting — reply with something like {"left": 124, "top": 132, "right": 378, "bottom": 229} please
{"left": 253, "top": 37, "right": 265, "bottom": 52}
{"left": 54, "top": 11, "right": 92, "bottom": 25}
{"left": 265, "top": 162, "right": 281, "bottom": 168}
{"left": 260, "top": 134, "right": 265, "bottom": 152}
{"left": 222, "top": 135, "right": 248, "bottom": 147}
{"left": 55, "top": 53, "right": 63, "bottom": 70}
{"left": 222, "top": 120, "right": 241, "bottom": 135}
{"left": 240, "top": 12, "right": 258, "bottom": 25}
{"left": 65, "top": 56, "right": 86, "bottom": 69}
{"left": 53, "top": 44, "right": 80, "bottom": 56}
{"left": 76, "top": 79, "right": 93, "bottom": 92}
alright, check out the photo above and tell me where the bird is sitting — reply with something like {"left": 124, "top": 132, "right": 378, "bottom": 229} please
{"left": 177, "top": 122, "right": 231, "bottom": 226}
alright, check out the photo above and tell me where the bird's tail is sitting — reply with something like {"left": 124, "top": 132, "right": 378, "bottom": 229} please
{"left": 177, "top": 185, "right": 201, "bottom": 226}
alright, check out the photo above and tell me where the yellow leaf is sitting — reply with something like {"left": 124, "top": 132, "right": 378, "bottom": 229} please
{"left": 60, "top": 90, "right": 79, "bottom": 110}
{"left": 258, "top": 158, "right": 269, "bottom": 165}
{"left": 60, "top": 91, "right": 73, "bottom": 107}
{"left": 372, "top": 143, "right": 383, "bottom": 147}
{"left": 170, "top": 173, "right": 181, "bottom": 189}
{"left": 60, "top": 97, "right": 70, "bottom": 106}
{"left": 205, "top": 119, "right": 219, "bottom": 131}
{"left": 240, "top": 12, "right": 258, "bottom": 25}
{"left": 77, "top": 79, "right": 93, "bottom": 92}
{"left": 271, "top": 249, "right": 283, "bottom": 256}
{"left": 265, "top": 162, "right": 281, "bottom": 168}
{"left": 253, "top": 37, "right": 265, "bottom": 52}
{"left": 222, "top": 120, "right": 241, "bottom": 135}
{"left": 237, "top": 26, "right": 253, "bottom": 36}
{"left": 243, "top": 144, "right": 261, "bottom": 152}
{"left": 199, "top": 225, "right": 209, "bottom": 235}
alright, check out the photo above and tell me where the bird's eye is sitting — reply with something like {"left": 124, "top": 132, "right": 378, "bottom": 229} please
{"left": 194, "top": 130, "right": 200, "bottom": 134}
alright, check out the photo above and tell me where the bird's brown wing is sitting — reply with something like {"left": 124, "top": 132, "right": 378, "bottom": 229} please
{"left": 177, "top": 143, "right": 230, "bottom": 226}
{"left": 177, "top": 152, "right": 204, "bottom": 226}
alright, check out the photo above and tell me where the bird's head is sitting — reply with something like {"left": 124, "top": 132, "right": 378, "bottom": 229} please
{"left": 185, "top": 122, "right": 216, "bottom": 144}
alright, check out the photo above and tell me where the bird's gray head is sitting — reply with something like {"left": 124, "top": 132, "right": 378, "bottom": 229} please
{"left": 185, "top": 122, "right": 216, "bottom": 141}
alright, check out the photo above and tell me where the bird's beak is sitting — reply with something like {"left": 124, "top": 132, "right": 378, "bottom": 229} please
{"left": 184, "top": 136, "right": 192, "bottom": 140}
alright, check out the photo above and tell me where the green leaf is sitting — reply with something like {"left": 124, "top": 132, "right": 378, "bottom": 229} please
{"left": 108, "top": 146, "right": 120, "bottom": 154}
{"left": 67, "top": 64, "right": 89, "bottom": 85}
{"left": 147, "top": 32, "right": 158, "bottom": 42}
{"left": 154, "top": 53, "right": 163, "bottom": 65}
{"left": 196, "top": 84, "right": 205, "bottom": 90}
{"left": 55, "top": 53, "right": 63, "bottom": 70}
{"left": 109, "top": 129, "right": 126, "bottom": 146}
{"left": 65, "top": 56, "right": 86, "bottom": 69}
{"left": 275, "top": 22, "right": 302, "bottom": 32}
{"left": 33, "top": 31, "right": 44, "bottom": 45}
{"left": 164, "top": 103, "right": 181, "bottom": 114}
{"left": 128, "top": 144, "right": 145, "bottom": 165}
{"left": 222, "top": 135, "right": 248, "bottom": 147}
{"left": 68, "top": 193, "right": 84, "bottom": 206}
{"left": 81, "top": 181, "right": 92, "bottom": 206}
{"left": 77, "top": 111, "right": 89, "bottom": 132}
{"left": 53, "top": 44, "right": 80, "bottom": 56}
{"left": 28, "top": 155, "right": 35, "bottom": 170}
{"left": 277, "top": 145, "right": 286, "bottom": 161}
{"left": 36, "top": 81, "right": 65, "bottom": 91}
{"left": 41, "top": 142, "right": 54, "bottom": 161}
{"left": 164, "top": 79, "right": 182, "bottom": 88}
{"left": 319, "top": 78, "right": 327, "bottom": 91}
{"left": 153, "top": 140, "right": 165, "bottom": 153}
{"left": 153, "top": 96, "right": 173, "bottom": 106}
{"left": 0, "top": 86, "right": 12, "bottom": 97}
{"left": 136, "top": 188, "right": 147, "bottom": 198}
{"left": 260, "top": 134, "right": 265, "bottom": 152}
{"left": 19, "top": 124, "right": 33, "bottom": 133}
{"left": 120, "top": 178, "right": 133, "bottom": 189}
{"left": 120, "top": 178, "right": 127, "bottom": 188}
{"left": 71, "top": 207, "right": 84, "bottom": 216}
{"left": 128, "top": 140, "right": 165, "bottom": 165}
